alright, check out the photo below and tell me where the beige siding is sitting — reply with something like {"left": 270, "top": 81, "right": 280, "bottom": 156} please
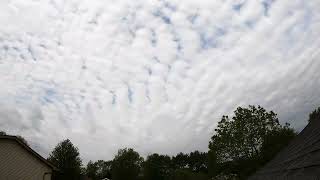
{"left": 0, "top": 139, "right": 52, "bottom": 180}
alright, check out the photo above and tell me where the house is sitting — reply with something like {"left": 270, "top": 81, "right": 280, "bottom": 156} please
{"left": 249, "top": 115, "right": 320, "bottom": 179}
{"left": 0, "top": 135, "right": 58, "bottom": 180}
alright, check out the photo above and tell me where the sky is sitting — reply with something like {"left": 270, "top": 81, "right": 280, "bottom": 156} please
{"left": 0, "top": 0, "right": 319, "bottom": 163}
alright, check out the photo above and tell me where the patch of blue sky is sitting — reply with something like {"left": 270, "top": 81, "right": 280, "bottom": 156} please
{"left": 282, "top": 14, "right": 311, "bottom": 50}
{"left": 127, "top": 85, "right": 133, "bottom": 103}
{"left": 233, "top": 3, "right": 244, "bottom": 12}
{"left": 262, "top": 0, "right": 274, "bottom": 16}
{"left": 0, "top": 45, "right": 9, "bottom": 58}
{"left": 199, "top": 27, "right": 227, "bottom": 50}
{"left": 163, "top": 1, "right": 176, "bottom": 12}
{"left": 42, "top": 88, "right": 60, "bottom": 104}
{"left": 216, "top": 27, "right": 227, "bottom": 36}
{"left": 152, "top": 56, "right": 160, "bottom": 63}
{"left": 27, "top": 45, "right": 37, "bottom": 61}
{"left": 176, "top": 41, "right": 183, "bottom": 52}
{"left": 3, "top": 44, "right": 8, "bottom": 51}
{"left": 45, "top": 89, "right": 56, "bottom": 97}
{"left": 200, "top": 33, "right": 217, "bottom": 49}
{"left": 109, "top": 91, "right": 117, "bottom": 105}
{"left": 147, "top": 67, "right": 152, "bottom": 76}
{"left": 150, "top": 29, "right": 157, "bottom": 47}
{"left": 161, "top": 15, "right": 171, "bottom": 24}
{"left": 187, "top": 13, "right": 199, "bottom": 24}
{"left": 19, "top": 52, "right": 27, "bottom": 60}
{"left": 173, "top": 34, "right": 183, "bottom": 52}
{"left": 276, "top": 29, "right": 301, "bottom": 57}
{"left": 120, "top": 10, "right": 144, "bottom": 39}
{"left": 14, "top": 93, "right": 32, "bottom": 105}
{"left": 245, "top": 20, "right": 256, "bottom": 29}
{"left": 167, "top": 64, "right": 172, "bottom": 72}
{"left": 153, "top": 9, "right": 172, "bottom": 25}
{"left": 302, "top": 11, "right": 312, "bottom": 31}
{"left": 144, "top": 82, "right": 151, "bottom": 103}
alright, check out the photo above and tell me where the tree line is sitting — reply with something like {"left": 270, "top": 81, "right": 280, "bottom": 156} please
{"left": 3, "top": 105, "right": 320, "bottom": 180}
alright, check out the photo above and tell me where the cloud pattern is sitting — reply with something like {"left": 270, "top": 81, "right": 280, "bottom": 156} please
{"left": 0, "top": 0, "right": 319, "bottom": 162}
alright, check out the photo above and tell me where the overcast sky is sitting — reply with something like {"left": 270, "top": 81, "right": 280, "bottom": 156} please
{"left": 0, "top": 0, "right": 319, "bottom": 163}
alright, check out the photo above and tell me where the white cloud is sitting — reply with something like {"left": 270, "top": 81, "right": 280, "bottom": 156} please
{"left": 0, "top": 0, "right": 319, "bottom": 162}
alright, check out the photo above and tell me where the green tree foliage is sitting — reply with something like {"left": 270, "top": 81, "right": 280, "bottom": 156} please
{"left": 207, "top": 150, "right": 218, "bottom": 178}
{"left": 143, "top": 153, "right": 172, "bottom": 180}
{"left": 173, "top": 169, "right": 208, "bottom": 180}
{"left": 85, "top": 160, "right": 112, "bottom": 180}
{"left": 172, "top": 152, "right": 188, "bottom": 169}
{"left": 0, "top": 131, "right": 6, "bottom": 135}
{"left": 143, "top": 152, "right": 208, "bottom": 180}
{"left": 111, "top": 148, "right": 144, "bottom": 180}
{"left": 96, "top": 160, "right": 112, "bottom": 179}
{"left": 309, "top": 107, "right": 320, "bottom": 122}
{"left": 48, "top": 139, "right": 82, "bottom": 180}
{"left": 86, "top": 161, "right": 99, "bottom": 180}
{"left": 187, "top": 151, "right": 207, "bottom": 173}
{"left": 260, "top": 123, "right": 296, "bottom": 164}
{"left": 208, "top": 105, "right": 296, "bottom": 179}
{"left": 16, "top": 135, "right": 29, "bottom": 146}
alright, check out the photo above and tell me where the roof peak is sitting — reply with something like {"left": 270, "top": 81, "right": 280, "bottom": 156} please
{"left": 0, "top": 135, "right": 58, "bottom": 171}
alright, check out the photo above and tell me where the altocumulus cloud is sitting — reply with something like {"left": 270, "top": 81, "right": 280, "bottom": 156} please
{"left": 0, "top": 0, "right": 319, "bottom": 162}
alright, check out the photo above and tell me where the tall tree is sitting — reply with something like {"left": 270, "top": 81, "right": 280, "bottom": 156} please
{"left": 187, "top": 151, "right": 208, "bottom": 173}
{"left": 208, "top": 105, "right": 296, "bottom": 179}
{"left": 111, "top": 148, "right": 143, "bottom": 180}
{"left": 85, "top": 160, "right": 112, "bottom": 180}
{"left": 48, "top": 139, "right": 82, "bottom": 180}
{"left": 86, "top": 160, "right": 99, "bottom": 180}
{"left": 309, "top": 107, "right": 320, "bottom": 122}
{"left": 16, "top": 135, "right": 29, "bottom": 145}
{"left": 207, "top": 150, "right": 218, "bottom": 178}
{"left": 95, "top": 160, "right": 112, "bottom": 179}
{"left": 143, "top": 153, "right": 172, "bottom": 180}
{"left": 260, "top": 123, "right": 296, "bottom": 164}
{"left": 172, "top": 153, "right": 189, "bottom": 170}
{"left": 173, "top": 169, "right": 208, "bottom": 180}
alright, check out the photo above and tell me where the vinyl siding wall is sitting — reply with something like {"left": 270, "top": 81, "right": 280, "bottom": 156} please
{"left": 0, "top": 139, "right": 52, "bottom": 180}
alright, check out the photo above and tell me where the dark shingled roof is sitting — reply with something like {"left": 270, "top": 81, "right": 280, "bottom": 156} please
{"left": 249, "top": 117, "right": 320, "bottom": 180}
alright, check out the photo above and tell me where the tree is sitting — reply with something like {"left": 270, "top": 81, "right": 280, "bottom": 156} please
{"left": 173, "top": 169, "right": 208, "bottom": 180}
{"left": 172, "top": 153, "right": 189, "bottom": 169}
{"left": 309, "top": 107, "right": 320, "bottom": 122}
{"left": 86, "top": 161, "right": 99, "bottom": 180}
{"left": 187, "top": 151, "right": 208, "bottom": 173}
{"left": 85, "top": 160, "right": 112, "bottom": 180}
{"left": 48, "top": 139, "right": 82, "bottom": 180}
{"left": 207, "top": 150, "right": 218, "bottom": 178}
{"left": 208, "top": 105, "right": 296, "bottom": 179}
{"left": 143, "top": 153, "right": 172, "bottom": 180}
{"left": 111, "top": 148, "right": 143, "bottom": 180}
{"left": 260, "top": 123, "right": 296, "bottom": 164}
{"left": 0, "top": 131, "right": 6, "bottom": 135}
{"left": 95, "top": 160, "right": 112, "bottom": 179}
{"left": 16, "top": 135, "right": 29, "bottom": 146}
